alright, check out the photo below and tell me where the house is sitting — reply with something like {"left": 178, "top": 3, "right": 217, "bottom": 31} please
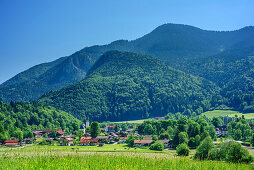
{"left": 96, "top": 136, "right": 110, "bottom": 143}
{"left": 158, "top": 140, "right": 170, "bottom": 148}
{"left": 4, "top": 140, "right": 19, "bottom": 147}
{"left": 32, "top": 129, "right": 52, "bottom": 137}
{"left": 134, "top": 140, "right": 153, "bottom": 146}
{"left": 215, "top": 125, "right": 228, "bottom": 137}
{"left": 155, "top": 117, "right": 165, "bottom": 120}
{"left": 104, "top": 126, "right": 115, "bottom": 133}
{"left": 22, "top": 138, "right": 35, "bottom": 144}
{"left": 79, "top": 138, "right": 98, "bottom": 146}
{"left": 60, "top": 137, "right": 74, "bottom": 146}
{"left": 57, "top": 130, "right": 67, "bottom": 137}
{"left": 118, "top": 137, "right": 128, "bottom": 144}
{"left": 143, "top": 135, "right": 152, "bottom": 140}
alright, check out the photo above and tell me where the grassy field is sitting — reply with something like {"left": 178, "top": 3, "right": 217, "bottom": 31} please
{"left": 112, "top": 119, "right": 148, "bottom": 124}
{"left": 0, "top": 144, "right": 253, "bottom": 169}
{"left": 201, "top": 110, "right": 254, "bottom": 119}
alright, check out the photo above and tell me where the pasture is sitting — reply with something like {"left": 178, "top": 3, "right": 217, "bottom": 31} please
{"left": 0, "top": 145, "right": 253, "bottom": 169}
{"left": 201, "top": 110, "right": 254, "bottom": 119}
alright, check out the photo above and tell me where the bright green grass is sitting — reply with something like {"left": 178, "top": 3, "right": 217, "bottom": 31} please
{"left": 0, "top": 151, "right": 253, "bottom": 170}
{"left": 112, "top": 119, "right": 148, "bottom": 124}
{"left": 0, "top": 145, "right": 253, "bottom": 169}
{"left": 201, "top": 110, "right": 254, "bottom": 119}
{"left": 0, "top": 144, "right": 177, "bottom": 154}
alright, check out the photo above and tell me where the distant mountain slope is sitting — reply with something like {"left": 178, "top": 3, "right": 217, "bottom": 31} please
{"left": 174, "top": 41, "right": 254, "bottom": 112}
{"left": 39, "top": 51, "right": 220, "bottom": 122}
{"left": 0, "top": 54, "right": 93, "bottom": 102}
{"left": 1, "top": 23, "right": 254, "bottom": 102}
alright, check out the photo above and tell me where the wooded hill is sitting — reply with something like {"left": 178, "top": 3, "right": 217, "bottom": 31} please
{"left": 39, "top": 51, "right": 220, "bottom": 122}
{"left": 0, "top": 101, "right": 81, "bottom": 139}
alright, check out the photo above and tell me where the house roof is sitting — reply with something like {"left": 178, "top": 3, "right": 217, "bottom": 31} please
{"left": 66, "top": 138, "right": 74, "bottom": 141}
{"left": 5, "top": 143, "right": 18, "bottom": 146}
{"left": 23, "top": 138, "right": 35, "bottom": 141}
{"left": 57, "top": 130, "right": 67, "bottom": 134}
{"left": 79, "top": 139, "right": 98, "bottom": 144}
{"left": 33, "top": 129, "right": 52, "bottom": 133}
{"left": 120, "top": 137, "right": 128, "bottom": 140}
{"left": 80, "top": 137, "right": 92, "bottom": 140}
{"left": 4, "top": 140, "right": 19, "bottom": 143}
{"left": 134, "top": 140, "right": 153, "bottom": 144}
{"left": 96, "top": 136, "right": 109, "bottom": 140}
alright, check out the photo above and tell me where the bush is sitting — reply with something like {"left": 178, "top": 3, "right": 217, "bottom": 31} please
{"left": 194, "top": 136, "right": 214, "bottom": 160}
{"left": 176, "top": 143, "right": 190, "bottom": 156}
{"left": 227, "top": 142, "right": 253, "bottom": 163}
{"left": 149, "top": 142, "right": 164, "bottom": 151}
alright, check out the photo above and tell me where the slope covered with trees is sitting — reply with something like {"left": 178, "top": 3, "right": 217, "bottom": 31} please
{"left": 174, "top": 42, "right": 254, "bottom": 112}
{"left": 39, "top": 51, "right": 220, "bottom": 122}
{"left": 1, "top": 24, "right": 253, "bottom": 102}
{"left": 0, "top": 101, "right": 81, "bottom": 140}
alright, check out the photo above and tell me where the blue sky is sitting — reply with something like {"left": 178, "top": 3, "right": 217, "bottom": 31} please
{"left": 0, "top": 0, "right": 253, "bottom": 84}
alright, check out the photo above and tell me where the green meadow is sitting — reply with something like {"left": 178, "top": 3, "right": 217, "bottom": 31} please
{"left": 0, "top": 145, "right": 253, "bottom": 169}
{"left": 201, "top": 110, "right": 254, "bottom": 119}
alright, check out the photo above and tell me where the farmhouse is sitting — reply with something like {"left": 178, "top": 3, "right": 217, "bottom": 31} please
{"left": 96, "top": 136, "right": 110, "bottom": 143}
{"left": 79, "top": 138, "right": 98, "bottom": 146}
{"left": 104, "top": 126, "right": 115, "bottom": 133}
{"left": 4, "top": 140, "right": 19, "bottom": 147}
{"left": 22, "top": 138, "right": 35, "bottom": 144}
{"left": 134, "top": 140, "right": 153, "bottom": 146}
{"left": 118, "top": 137, "right": 128, "bottom": 143}
{"left": 32, "top": 129, "right": 52, "bottom": 137}
{"left": 57, "top": 130, "right": 67, "bottom": 137}
{"left": 215, "top": 125, "right": 228, "bottom": 137}
{"left": 60, "top": 137, "right": 74, "bottom": 146}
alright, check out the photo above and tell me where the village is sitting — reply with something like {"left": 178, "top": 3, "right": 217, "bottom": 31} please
{"left": 0, "top": 117, "right": 237, "bottom": 150}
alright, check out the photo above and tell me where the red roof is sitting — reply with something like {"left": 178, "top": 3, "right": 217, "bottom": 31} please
{"left": 66, "top": 138, "right": 74, "bottom": 141}
{"left": 5, "top": 143, "right": 18, "bottom": 146}
{"left": 134, "top": 140, "right": 153, "bottom": 144}
{"left": 120, "top": 137, "right": 128, "bottom": 140}
{"left": 80, "top": 137, "right": 92, "bottom": 140}
{"left": 4, "top": 140, "right": 19, "bottom": 143}
{"left": 79, "top": 139, "right": 98, "bottom": 144}
{"left": 105, "top": 126, "right": 115, "bottom": 128}
{"left": 57, "top": 130, "right": 67, "bottom": 134}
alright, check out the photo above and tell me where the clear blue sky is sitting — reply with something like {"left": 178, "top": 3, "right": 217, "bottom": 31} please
{"left": 0, "top": 0, "right": 253, "bottom": 84}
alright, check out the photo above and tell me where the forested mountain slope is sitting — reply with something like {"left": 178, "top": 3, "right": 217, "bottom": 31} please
{"left": 174, "top": 41, "right": 254, "bottom": 112}
{"left": 1, "top": 24, "right": 253, "bottom": 102}
{"left": 0, "top": 54, "right": 93, "bottom": 102}
{"left": 0, "top": 101, "right": 81, "bottom": 139}
{"left": 39, "top": 51, "right": 220, "bottom": 122}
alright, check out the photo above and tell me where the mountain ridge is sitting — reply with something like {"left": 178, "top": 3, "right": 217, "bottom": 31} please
{"left": 1, "top": 23, "right": 254, "bottom": 103}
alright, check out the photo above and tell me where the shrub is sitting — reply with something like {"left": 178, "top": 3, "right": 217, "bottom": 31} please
{"left": 176, "top": 143, "right": 190, "bottom": 156}
{"left": 194, "top": 136, "right": 214, "bottom": 160}
{"left": 227, "top": 142, "right": 253, "bottom": 163}
{"left": 159, "top": 133, "right": 170, "bottom": 140}
{"left": 149, "top": 142, "right": 164, "bottom": 151}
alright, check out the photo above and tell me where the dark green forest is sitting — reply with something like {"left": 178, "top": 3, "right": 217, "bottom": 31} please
{"left": 175, "top": 44, "right": 254, "bottom": 112}
{"left": 0, "top": 101, "right": 81, "bottom": 140}
{"left": 39, "top": 51, "right": 221, "bottom": 121}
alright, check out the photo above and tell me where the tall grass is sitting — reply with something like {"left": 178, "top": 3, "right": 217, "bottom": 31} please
{"left": 0, "top": 150, "right": 253, "bottom": 170}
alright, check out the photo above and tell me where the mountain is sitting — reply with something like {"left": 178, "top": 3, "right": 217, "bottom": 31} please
{"left": 1, "top": 23, "right": 254, "bottom": 102}
{"left": 0, "top": 54, "right": 93, "bottom": 102}
{"left": 0, "top": 101, "right": 81, "bottom": 139}
{"left": 173, "top": 40, "right": 254, "bottom": 112}
{"left": 39, "top": 51, "right": 220, "bottom": 122}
